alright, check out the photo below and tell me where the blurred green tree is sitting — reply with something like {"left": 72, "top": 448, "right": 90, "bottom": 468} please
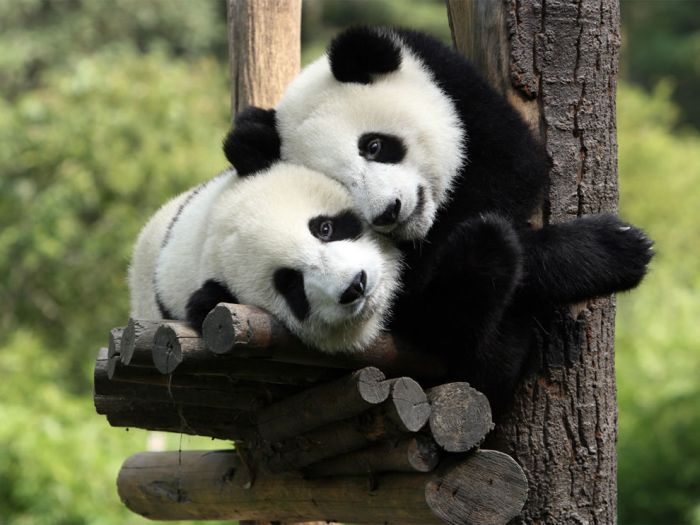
{"left": 0, "top": 0, "right": 228, "bottom": 97}
{"left": 616, "top": 83, "right": 700, "bottom": 525}
{"left": 621, "top": 0, "right": 700, "bottom": 130}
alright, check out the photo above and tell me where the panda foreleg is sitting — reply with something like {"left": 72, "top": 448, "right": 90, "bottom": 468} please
{"left": 423, "top": 212, "right": 524, "bottom": 346}
{"left": 185, "top": 280, "right": 239, "bottom": 333}
{"left": 520, "top": 213, "right": 654, "bottom": 304}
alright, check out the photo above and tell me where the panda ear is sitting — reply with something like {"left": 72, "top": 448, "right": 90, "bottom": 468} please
{"left": 223, "top": 107, "right": 281, "bottom": 176}
{"left": 328, "top": 26, "right": 402, "bottom": 84}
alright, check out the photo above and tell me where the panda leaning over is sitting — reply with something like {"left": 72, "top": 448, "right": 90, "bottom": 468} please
{"left": 223, "top": 26, "right": 654, "bottom": 411}
{"left": 129, "top": 163, "right": 402, "bottom": 353}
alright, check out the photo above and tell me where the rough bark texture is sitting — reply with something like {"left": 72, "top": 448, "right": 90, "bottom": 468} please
{"left": 447, "top": 1, "right": 620, "bottom": 522}
{"left": 228, "top": 0, "right": 301, "bottom": 118}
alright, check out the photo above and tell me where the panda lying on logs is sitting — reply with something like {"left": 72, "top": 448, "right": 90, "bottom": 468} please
{"left": 223, "top": 26, "right": 654, "bottom": 410}
{"left": 128, "top": 164, "right": 401, "bottom": 352}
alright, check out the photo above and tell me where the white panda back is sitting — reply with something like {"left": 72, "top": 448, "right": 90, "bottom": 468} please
{"left": 155, "top": 171, "right": 234, "bottom": 319}
{"left": 129, "top": 171, "right": 235, "bottom": 320}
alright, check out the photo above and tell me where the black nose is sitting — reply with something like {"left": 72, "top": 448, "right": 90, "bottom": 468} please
{"left": 372, "top": 199, "right": 402, "bottom": 226}
{"left": 339, "top": 270, "right": 367, "bottom": 304}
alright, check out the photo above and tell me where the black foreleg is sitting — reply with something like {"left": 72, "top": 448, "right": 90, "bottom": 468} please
{"left": 520, "top": 213, "right": 654, "bottom": 304}
{"left": 418, "top": 213, "right": 524, "bottom": 347}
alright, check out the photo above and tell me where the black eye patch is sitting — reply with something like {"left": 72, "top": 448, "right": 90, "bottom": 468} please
{"left": 273, "top": 268, "right": 310, "bottom": 322}
{"left": 309, "top": 210, "right": 363, "bottom": 242}
{"left": 358, "top": 133, "right": 406, "bottom": 164}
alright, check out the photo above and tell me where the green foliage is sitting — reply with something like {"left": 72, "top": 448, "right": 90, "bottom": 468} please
{"left": 301, "top": 0, "right": 451, "bottom": 64}
{"left": 0, "top": 0, "right": 227, "bottom": 97}
{"left": 621, "top": 0, "right": 700, "bottom": 129}
{"left": 0, "top": 48, "right": 230, "bottom": 392}
{"left": 616, "top": 83, "right": 700, "bottom": 525}
{"left": 0, "top": 330, "right": 230, "bottom": 525}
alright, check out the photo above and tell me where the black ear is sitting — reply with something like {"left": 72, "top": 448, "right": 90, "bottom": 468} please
{"left": 223, "top": 106, "right": 281, "bottom": 176}
{"left": 328, "top": 26, "right": 402, "bottom": 84}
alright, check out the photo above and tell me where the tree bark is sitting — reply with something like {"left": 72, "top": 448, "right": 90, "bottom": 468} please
{"left": 447, "top": 1, "right": 620, "bottom": 522}
{"left": 227, "top": 0, "right": 302, "bottom": 118}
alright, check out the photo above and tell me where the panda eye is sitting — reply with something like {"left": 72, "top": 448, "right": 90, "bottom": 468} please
{"left": 318, "top": 220, "right": 333, "bottom": 241}
{"left": 358, "top": 133, "right": 406, "bottom": 163}
{"left": 366, "top": 138, "right": 382, "bottom": 160}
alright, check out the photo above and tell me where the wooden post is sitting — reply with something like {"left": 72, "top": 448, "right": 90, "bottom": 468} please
{"left": 447, "top": 1, "right": 621, "bottom": 522}
{"left": 228, "top": 0, "right": 302, "bottom": 118}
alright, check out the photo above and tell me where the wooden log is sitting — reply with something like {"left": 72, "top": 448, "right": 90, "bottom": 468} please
{"left": 107, "top": 359, "right": 296, "bottom": 402}
{"left": 265, "top": 379, "right": 430, "bottom": 472}
{"left": 94, "top": 357, "right": 269, "bottom": 412}
{"left": 107, "top": 328, "right": 124, "bottom": 379}
{"left": 427, "top": 382, "right": 494, "bottom": 452}
{"left": 203, "top": 303, "right": 447, "bottom": 380}
{"left": 303, "top": 435, "right": 441, "bottom": 478}
{"left": 120, "top": 319, "right": 164, "bottom": 366}
{"left": 99, "top": 397, "right": 255, "bottom": 441}
{"left": 117, "top": 449, "right": 528, "bottom": 524}
{"left": 108, "top": 327, "right": 124, "bottom": 359}
{"left": 148, "top": 320, "right": 339, "bottom": 385}
{"left": 257, "top": 367, "right": 390, "bottom": 443}
{"left": 227, "top": 0, "right": 301, "bottom": 117}
{"left": 384, "top": 377, "right": 430, "bottom": 433}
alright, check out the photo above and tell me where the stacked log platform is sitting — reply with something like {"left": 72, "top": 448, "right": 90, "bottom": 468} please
{"left": 95, "top": 303, "right": 527, "bottom": 524}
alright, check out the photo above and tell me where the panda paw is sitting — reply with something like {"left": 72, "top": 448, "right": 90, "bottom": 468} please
{"left": 597, "top": 216, "right": 654, "bottom": 290}
{"left": 443, "top": 213, "right": 524, "bottom": 296}
{"left": 524, "top": 213, "right": 654, "bottom": 303}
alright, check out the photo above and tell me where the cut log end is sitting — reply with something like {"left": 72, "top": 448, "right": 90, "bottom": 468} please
{"left": 425, "top": 451, "right": 528, "bottom": 525}
{"left": 152, "top": 324, "right": 184, "bottom": 374}
{"left": 387, "top": 377, "right": 431, "bottom": 433}
{"left": 427, "top": 383, "right": 494, "bottom": 453}
{"left": 202, "top": 304, "right": 238, "bottom": 354}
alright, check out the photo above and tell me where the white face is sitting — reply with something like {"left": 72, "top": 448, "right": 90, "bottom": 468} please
{"left": 209, "top": 164, "right": 401, "bottom": 352}
{"left": 275, "top": 50, "right": 465, "bottom": 240}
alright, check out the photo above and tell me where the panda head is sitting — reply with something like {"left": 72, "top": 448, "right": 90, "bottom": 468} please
{"left": 224, "top": 27, "right": 465, "bottom": 241}
{"left": 210, "top": 163, "right": 402, "bottom": 352}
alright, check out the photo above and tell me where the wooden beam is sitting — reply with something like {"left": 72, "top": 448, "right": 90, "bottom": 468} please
{"left": 227, "top": 0, "right": 302, "bottom": 117}
{"left": 203, "top": 303, "right": 448, "bottom": 380}
{"left": 117, "top": 449, "right": 528, "bottom": 524}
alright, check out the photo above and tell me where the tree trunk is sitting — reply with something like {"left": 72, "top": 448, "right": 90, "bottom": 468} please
{"left": 227, "top": 0, "right": 301, "bottom": 119}
{"left": 447, "top": 0, "right": 620, "bottom": 522}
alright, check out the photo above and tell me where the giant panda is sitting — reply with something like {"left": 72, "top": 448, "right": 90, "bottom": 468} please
{"left": 222, "top": 27, "right": 653, "bottom": 409}
{"left": 129, "top": 163, "right": 402, "bottom": 353}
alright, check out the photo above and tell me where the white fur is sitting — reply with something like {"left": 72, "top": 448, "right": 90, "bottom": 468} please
{"left": 275, "top": 39, "right": 465, "bottom": 240}
{"left": 129, "top": 164, "right": 402, "bottom": 352}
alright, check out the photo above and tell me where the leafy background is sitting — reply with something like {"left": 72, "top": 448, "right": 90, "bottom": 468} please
{"left": 0, "top": 0, "right": 698, "bottom": 523}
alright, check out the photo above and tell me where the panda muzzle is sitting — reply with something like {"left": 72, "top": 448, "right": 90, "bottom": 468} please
{"left": 339, "top": 270, "right": 367, "bottom": 304}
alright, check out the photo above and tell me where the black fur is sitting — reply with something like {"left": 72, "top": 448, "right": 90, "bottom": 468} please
{"left": 309, "top": 210, "right": 363, "bottom": 242}
{"left": 328, "top": 26, "right": 401, "bottom": 84}
{"left": 186, "top": 279, "right": 238, "bottom": 332}
{"left": 273, "top": 268, "right": 310, "bottom": 321}
{"left": 358, "top": 133, "right": 407, "bottom": 163}
{"left": 224, "top": 27, "right": 654, "bottom": 414}
{"left": 223, "top": 107, "right": 280, "bottom": 175}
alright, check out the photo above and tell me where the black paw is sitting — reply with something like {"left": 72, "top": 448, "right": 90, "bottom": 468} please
{"left": 442, "top": 213, "right": 524, "bottom": 297}
{"left": 595, "top": 215, "right": 654, "bottom": 291}
{"left": 523, "top": 213, "right": 654, "bottom": 303}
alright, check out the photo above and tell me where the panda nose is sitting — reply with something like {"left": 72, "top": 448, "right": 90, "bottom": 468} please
{"left": 339, "top": 270, "right": 367, "bottom": 304}
{"left": 372, "top": 199, "right": 402, "bottom": 227}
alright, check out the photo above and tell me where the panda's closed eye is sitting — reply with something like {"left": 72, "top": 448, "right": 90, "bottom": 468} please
{"left": 358, "top": 133, "right": 406, "bottom": 164}
{"left": 309, "top": 211, "right": 363, "bottom": 242}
